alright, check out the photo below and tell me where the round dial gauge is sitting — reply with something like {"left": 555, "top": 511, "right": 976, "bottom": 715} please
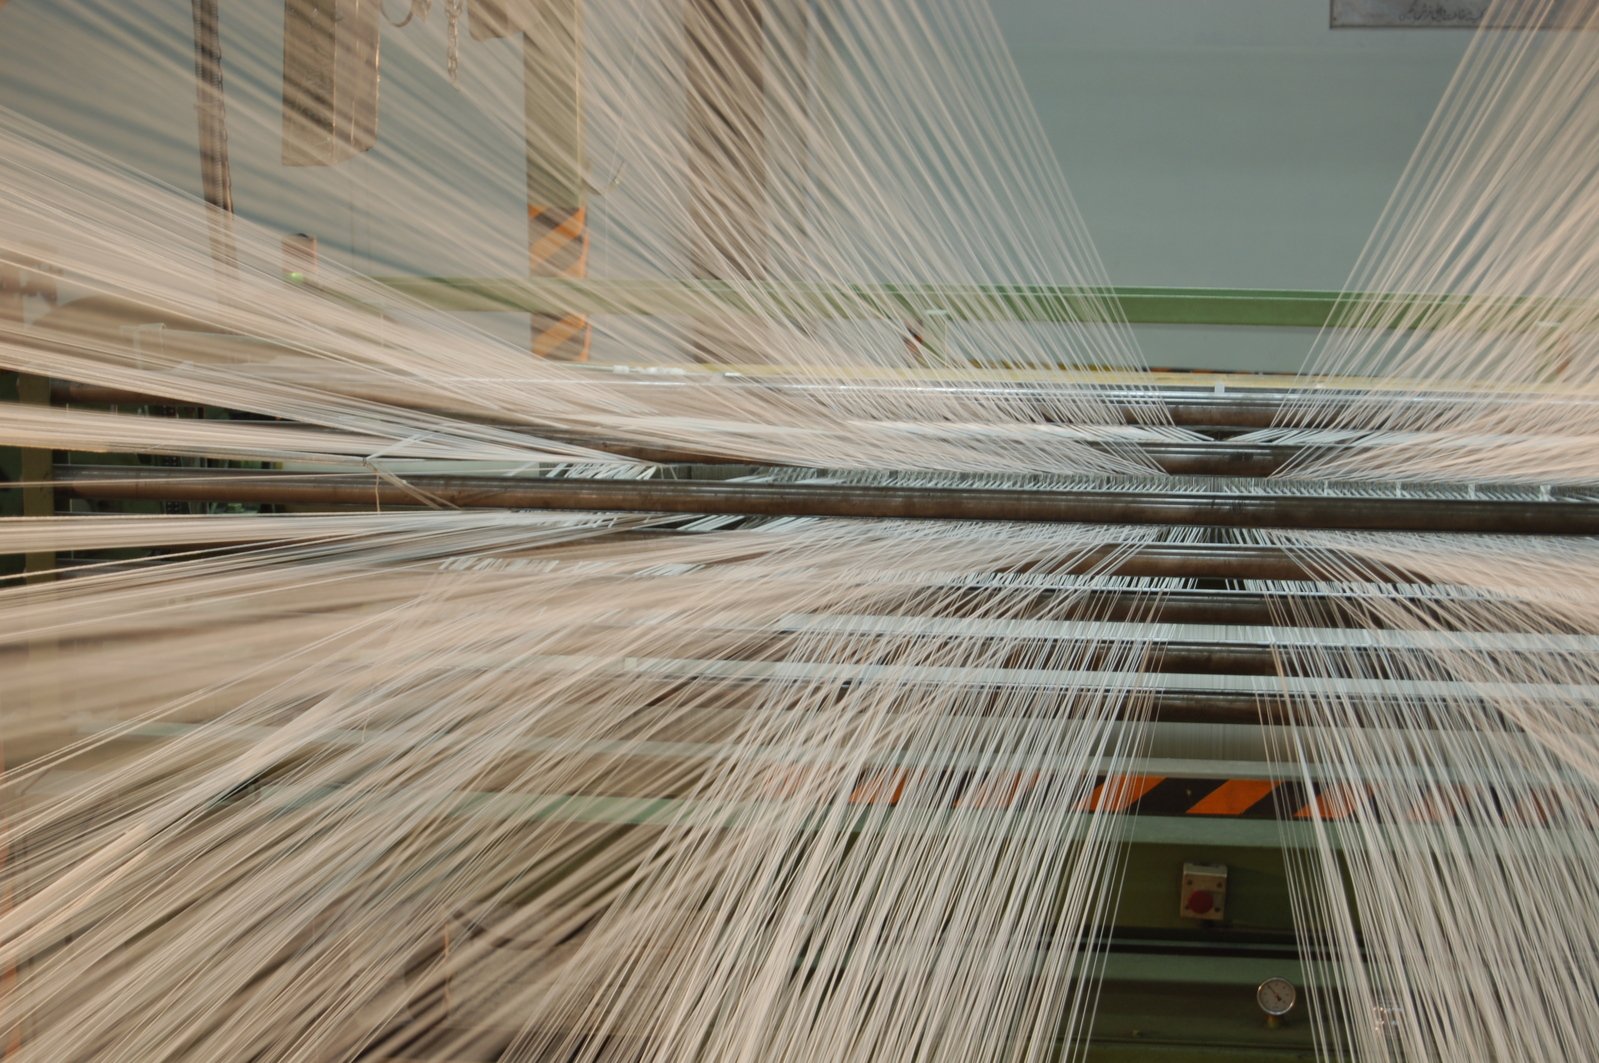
{"left": 1257, "top": 976, "right": 1297, "bottom": 1017}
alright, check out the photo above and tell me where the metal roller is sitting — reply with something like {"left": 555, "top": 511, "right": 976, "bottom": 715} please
{"left": 55, "top": 464, "right": 1599, "bottom": 535}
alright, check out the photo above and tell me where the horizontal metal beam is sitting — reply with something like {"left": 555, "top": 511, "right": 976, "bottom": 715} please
{"left": 768, "top": 614, "right": 1595, "bottom": 677}
{"left": 177, "top": 775, "right": 1583, "bottom": 855}
{"left": 51, "top": 376, "right": 1599, "bottom": 437}
{"left": 47, "top": 382, "right": 1309, "bottom": 474}
{"left": 366, "top": 276, "right": 1598, "bottom": 332}
{"left": 760, "top": 380, "right": 1599, "bottom": 430}
{"left": 925, "top": 587, "right": 1530, "bottom": 630}
{"left": 7, "top": 523, "right": 1422, "bottom": 586}
{"left": 54, "top": 465, "right": 1599, "bottom": 535}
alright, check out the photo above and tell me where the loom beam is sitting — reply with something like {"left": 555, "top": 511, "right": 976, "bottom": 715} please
{"left": 56, "top": 464, "right": 1599, "bottom": 534}
{"left": 37, "top": 381, "right": 1321, "bottom": 472}
{"left": 50, "top": 377, "right": 1599, "bottom": 431}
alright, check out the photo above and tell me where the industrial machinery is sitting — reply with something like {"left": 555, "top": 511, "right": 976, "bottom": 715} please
{"left": 14, "top": 293, "right": 1599, "bottom": 1059}
{"left": 3, "top": 2, "right": 1597, "bottom": 1060}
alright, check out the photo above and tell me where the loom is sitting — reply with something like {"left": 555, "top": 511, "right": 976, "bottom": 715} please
{"left": 13, "top": 312, "right": 1598, "bottom": 1060}
{"left": 2, "top": 1, "right": 1596, "bottom": 1061}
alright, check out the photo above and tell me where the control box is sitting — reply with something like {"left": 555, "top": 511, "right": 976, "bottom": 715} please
{"left": 1180, "top": 861, "right": 1228, "bottom": 921}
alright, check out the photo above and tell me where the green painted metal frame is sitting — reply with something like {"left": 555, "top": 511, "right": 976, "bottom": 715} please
{"left": 369, "top": 276, "right": 1589, "bottom": 331}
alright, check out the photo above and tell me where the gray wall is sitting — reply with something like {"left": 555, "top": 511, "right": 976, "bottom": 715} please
{"left": 993, "top": 1, "right": 1471, "bottom": 369}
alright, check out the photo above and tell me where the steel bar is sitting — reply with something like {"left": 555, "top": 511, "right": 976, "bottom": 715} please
{"left": 166, "top": 773, "right": 1567, "bottom": 848}
{"left": 763, "top": 381, "right": 1599, "bottom": 429}
{"left": 720, "top": 637, "right": 1583, "bottom": 679}
{"left": 41, "top": 383, "right": 1293, "bottom": 472}
{"left": 24, "top": 541, "right": 1467, "bottom": 600}
{"left": 10, "top": 532, "right": 1317, "bottom": 581}
{"left": 822, "top": 587, "right": 1546, "bottom": 630}
{"left": 369, "top": 276, "right": 1599, "bottom": 332}
{"left": 392, "top": 652, "right": 1566, "bottom": 729}
{"left": 521, "top": 536, "right": 1443, "bottom": 583}
{"left": 49, "top": 375, "right": 1599, "bottom": 434}
{"left": 103, "top": 719, "right": 1563, "bottom": 788}
{"left": 803, "top": 640, "right": 1581, "bottom": 679}
{"left": 56, "top": 374, "right": 1599, "bottom": 423}
{"left": 54, "top": 465, "right": 1599, "bottom": 534}
{"left": 40, "top": 384, "right": 1308, "bottom": 473}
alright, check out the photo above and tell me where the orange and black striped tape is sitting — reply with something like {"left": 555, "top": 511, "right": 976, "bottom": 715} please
{"left": 528, "top": 203, "right": 590, "bottom": 362}
{"left": 760, "top": 768, "right": 1578, "bottom": 825}
{"left": 840, "top": 771, "right": 1289, "bottom": 818}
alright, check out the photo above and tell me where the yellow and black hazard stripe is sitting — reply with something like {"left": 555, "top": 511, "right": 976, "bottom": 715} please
{"left": 528, "top": 203, "right": 590, "bottom": 362}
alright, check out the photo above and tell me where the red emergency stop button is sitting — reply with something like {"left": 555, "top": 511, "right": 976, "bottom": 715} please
{"left": 1185, "top": 889, "right": 1214, "bottom": 915}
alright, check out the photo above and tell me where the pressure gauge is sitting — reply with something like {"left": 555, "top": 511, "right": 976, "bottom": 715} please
{"left": 1257, "top": 976, "right": 1297, "bottom": 1018}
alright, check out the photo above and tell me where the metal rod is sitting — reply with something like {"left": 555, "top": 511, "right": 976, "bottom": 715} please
{"left": 40, "top": 385, "right": 1308, "bottom": 474}
{"left": 904, "top": 588, "right": 1523, "bottom": 629}
{"left": 50, "top": 375, "right": 1599, "bottom": 433}
{"left": 1030, "top": 544, "right": 1411, "bottom": 582}
{"left": 369, "top": 275, "right": 1599, "bottom": 332}
{"left": 54, "top": 465, "right": 1599, "bottom": 534}
{"left": 23, "top": 538, "right": 1453, "bottom": 590}
{"left": 767, "top": 638, "right": 1579, "bottom": 679}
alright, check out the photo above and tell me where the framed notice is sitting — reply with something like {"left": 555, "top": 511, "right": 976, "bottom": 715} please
{"left": 1332, "top": 1, "right": 1585, "bottom": 28}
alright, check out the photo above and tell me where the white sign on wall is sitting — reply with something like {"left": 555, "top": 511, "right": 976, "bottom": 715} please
{"left": 1332, "top": 1, "right": 1585, "bottom": 27}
